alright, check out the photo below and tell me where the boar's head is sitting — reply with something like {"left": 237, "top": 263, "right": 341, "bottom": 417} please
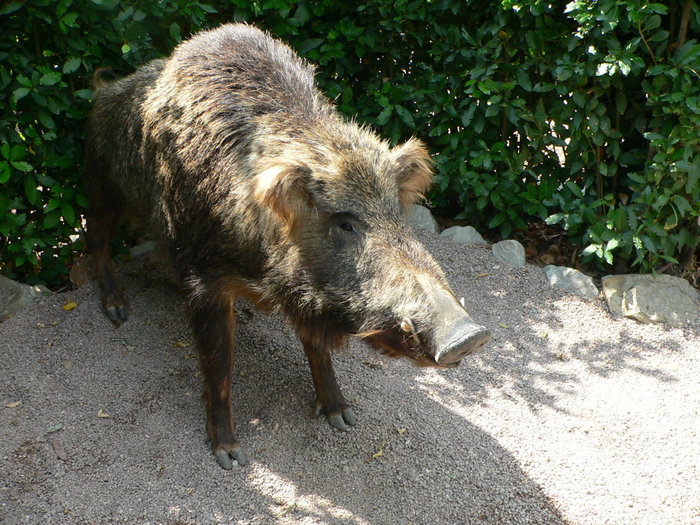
{"left": 253, "top": 128, "right": 490, "bottom": 368}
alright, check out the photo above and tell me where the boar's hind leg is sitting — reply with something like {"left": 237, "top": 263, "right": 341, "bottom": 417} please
{"left": 190, "top": 288, "right": 249, "bottom": 469}
{"left": 86, "top": 206, "right": 127, "bottom": 326}
{"left": 302, "top": 340, "right": 357, "bottom": 431}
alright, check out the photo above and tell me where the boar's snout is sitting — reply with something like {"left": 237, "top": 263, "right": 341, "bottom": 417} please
{"left": 433, "top": 317, "right": 491, "bottom": 367}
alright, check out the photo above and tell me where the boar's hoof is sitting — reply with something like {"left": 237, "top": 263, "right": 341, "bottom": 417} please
{"left": 105, "top": 304, "right": 128, "bottom": 327}
{"left": 316, "top": 401, "right": 357, "bottom": 431}
{"left": 102, "top": 292, "right": 127, "bottom": 327}
{"left": 215, "top": 444, "right": 249, "bottom": 470}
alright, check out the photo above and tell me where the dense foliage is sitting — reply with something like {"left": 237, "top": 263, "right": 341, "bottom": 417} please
{"left": 1, "top": 0, "right": 698, "bottom": 285}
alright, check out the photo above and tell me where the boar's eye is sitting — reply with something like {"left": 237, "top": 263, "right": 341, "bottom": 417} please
{"left": 331, "top": 212, "right": 359, "bottom": 235}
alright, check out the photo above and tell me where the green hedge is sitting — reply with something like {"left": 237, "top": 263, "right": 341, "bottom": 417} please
{"left": 1, "top": 0, "right": 698, "bottom": 286}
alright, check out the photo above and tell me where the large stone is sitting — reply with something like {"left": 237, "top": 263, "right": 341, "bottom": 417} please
{"left": 0, "top": 275, "right": 50, "bottom": 321}
{"left": 69, "top": 254, "right": 96, "bottom": 288}
{"left": 602, "top": 274, "right": 700, "bottom": 327}
{"left": 543, "top": 265, "right": 599, "bottom": 299}
{"left": 130, "top": 240, "right": 160, "bottom": 258}
{"left": 440, "top": 225, "right": 487, "bottom": 246}
{"left": 492, "top": 240, "right": 526, "bottom": 266}
{"left": 407, "top": 205, "right": 440, "bottom": 233}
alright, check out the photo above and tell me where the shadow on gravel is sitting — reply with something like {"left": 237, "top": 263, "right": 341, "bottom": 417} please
{"left": 3, "top": 233, "right": 690, "bottom": 523}
{"left": 1, "top": 261, "right": 569, "bottom": 524}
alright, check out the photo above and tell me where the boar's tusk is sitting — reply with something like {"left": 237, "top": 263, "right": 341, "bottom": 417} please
{"left": 459, "top": 297, "right": 465, "bottom": 308}
{"left": 400, "top": 318, "right": 421, "bottom": 346}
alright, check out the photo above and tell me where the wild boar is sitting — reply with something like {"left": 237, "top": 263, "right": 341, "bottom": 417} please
{"left": 84, "top": 23, "right": 491, "bottom": 469}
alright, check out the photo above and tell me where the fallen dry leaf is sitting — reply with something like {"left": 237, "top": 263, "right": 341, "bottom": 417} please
{"left": 52, "top": 438, "right": 68, "bottom": 461}
{"left": 61, "top": 299, "right": 78, "bottom": 311}
{"left": 97, "top": 409, "right": 109, "bottom": 418}
{"left": 45, "top": 423, "right": 63, "bottom": 434}
{"left": 5, "top": 401, "right": 21, "bottom": 408}
{"left": 370, "top": 440, "right": 386, "bottom": 461}
{"left": 498, "top": 322, "right": 509, "bottom": 329}
{"left": 173, "top": 340, "right": 190, "bottom": 348}
{"left": 276, "top": 502, "right": 297, "bottom": 518}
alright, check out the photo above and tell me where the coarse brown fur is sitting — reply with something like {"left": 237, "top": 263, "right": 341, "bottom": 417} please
{"left": 84, "top": 23, "right": 481, "bottom": 468}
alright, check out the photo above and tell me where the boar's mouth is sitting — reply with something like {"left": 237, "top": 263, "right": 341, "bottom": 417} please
{"left": 356, "top": 323, "right": 446, "bottom": 368}
{"left": 356, "top": 316, "right": 490, "bottom": 368}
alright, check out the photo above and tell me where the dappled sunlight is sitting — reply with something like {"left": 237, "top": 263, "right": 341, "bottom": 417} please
{"left": 248, "top": 463, "right": 371, "bottom": 524}
{"left": 412, "top": 290, "right": 689, "bottom": 418}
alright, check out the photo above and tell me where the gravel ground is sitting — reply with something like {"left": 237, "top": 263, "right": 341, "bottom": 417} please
{"left": 1, "top": 229, "right": 698, "bottom": 524}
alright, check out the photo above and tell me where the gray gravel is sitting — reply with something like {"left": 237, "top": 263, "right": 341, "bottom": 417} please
{"left": 1, "top": 229, "right": 698, "bottom": 524}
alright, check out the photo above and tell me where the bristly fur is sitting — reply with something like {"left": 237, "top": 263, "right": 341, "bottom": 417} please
{"left": 84, "top": 23, "right": 474, "bottom": 467}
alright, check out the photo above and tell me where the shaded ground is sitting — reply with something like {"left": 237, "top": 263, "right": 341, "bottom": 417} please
{"left": 1, "top": 229, "right": 698, "bottom": 524}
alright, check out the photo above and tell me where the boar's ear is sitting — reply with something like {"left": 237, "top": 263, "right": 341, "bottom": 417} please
{"left": 391, "top": 138, "right": 434, "bottom": 211}
{"left": 254, "top": 163, "right": 314, "bottom": 233}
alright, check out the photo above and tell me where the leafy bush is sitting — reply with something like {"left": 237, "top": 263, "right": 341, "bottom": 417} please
{"left": 1, "top": 0, "right": 698, "bottom": 287}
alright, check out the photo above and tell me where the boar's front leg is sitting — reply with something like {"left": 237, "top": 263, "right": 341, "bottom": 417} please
{"left": 301, "top": 338, "right": 357, "bottom": 431}
{"left": 189, "top": 285, "right": 249, "bottom": 469}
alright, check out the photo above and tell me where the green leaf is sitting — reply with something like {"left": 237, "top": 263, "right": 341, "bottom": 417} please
{"left": 43, "top": 209, "right": 61, "bottom": 229}
{"left": 13, "top": 87, "right": 30, "bottom": 101}
{"left": 395, "top": 105, "right": 415, "bottom": 128}
{"left": 581, "top": 244, "right": 599, "bottom": 256}
{"left": 516, "top": 70, "right": 532, "bottom": 92}
{"left": 40, "top": 71, "right": 62, "bottom": 86}
{"left": 572, "top": 91, "right": 585, "bottom": 108}
{"left": 489, "top": 212, "right": 506, "bottom": 228}
{"left": 298, "top": 39, "right": 324, "bottom": 53}
{"left": 12, "top": 161, "right": 33, "bottom": 172}
{"left": 38, "top": 111, "right": 55, "bottom": 129}
{"left": 565, "top": 181, "right": 583, "bottom": 198}
{"left": 10, "top": 145, "right": 26, "bottom": 161}
{"left": 61, "top": 12, "right": 79, "bottom": 27}
{"left": 0, "top": 2, "right": 24, "bottom": 15}
{"left": 76, "top": 193, "right": 88, "bottom": 208}
{"left": 61, "top": 202, "right": 76, "bottom": 225}
{"left": 199, "top": 3, "right": 217, "bottom": 13}
{"left": 63, "top": 57, "right": 81, "bottom": 74}
{"left": 672, "top": 195, "right": 691, "bottom": 216}
{"left": 461, "top": 103, "right": 476, "bottom": 127}
{"left": 647, "top": 3, "right": 668, "bottom": 14}
{"left": 612, "top": 207, "right": 627, "bottom": 231}
{"left": 0, "top": 160, "right": 10, "bottom": 184}
{"left": 374, "top": 105, "right": 393, "bottom": 126}
{"left": 616, "top": 91, "right": 627, "bottom": 115}
{"left": 24, "top": 173, "right": 38, "bottom": 205}
{"left": 169, "top": 23, "right": 182, "bottom": 42}
{"left": 121, "top": 43, "right": 131, "bottom": 54}
{"left": 644, "top": 15, "right": 661, "bottom": 30}
{"left": 535, "top": 97, "right": 545, "bottom": 123}
{"left": 74, "top": 89, "right": 93, "bottom": 100}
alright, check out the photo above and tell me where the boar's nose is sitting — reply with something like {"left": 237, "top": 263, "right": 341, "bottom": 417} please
{"left": 433, "top": 318, "right": 491, "bottom": 367}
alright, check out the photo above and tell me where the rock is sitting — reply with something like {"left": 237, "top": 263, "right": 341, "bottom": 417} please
{"left": 407, "top": 205, "right": 439, "bottom": 233}
{"left": 69, "top": 254, "right": 96, "bottom": 288}
{"left": 440, "top": 225, "right": 487, "bottom": 246}
{"left": 543, "top": 265, "right": 599, "bottom": 299}
{"left": 0, "top": 275, "right": 50, "bottom": 321}
{"left": 130, "top": 240, "right": 160, "bottom": 258}
{"left": 602, "top": 274, "right": 700, "bottom": 327}
{"left": 492, "top": 240, "right": 526, "bottom": 266}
